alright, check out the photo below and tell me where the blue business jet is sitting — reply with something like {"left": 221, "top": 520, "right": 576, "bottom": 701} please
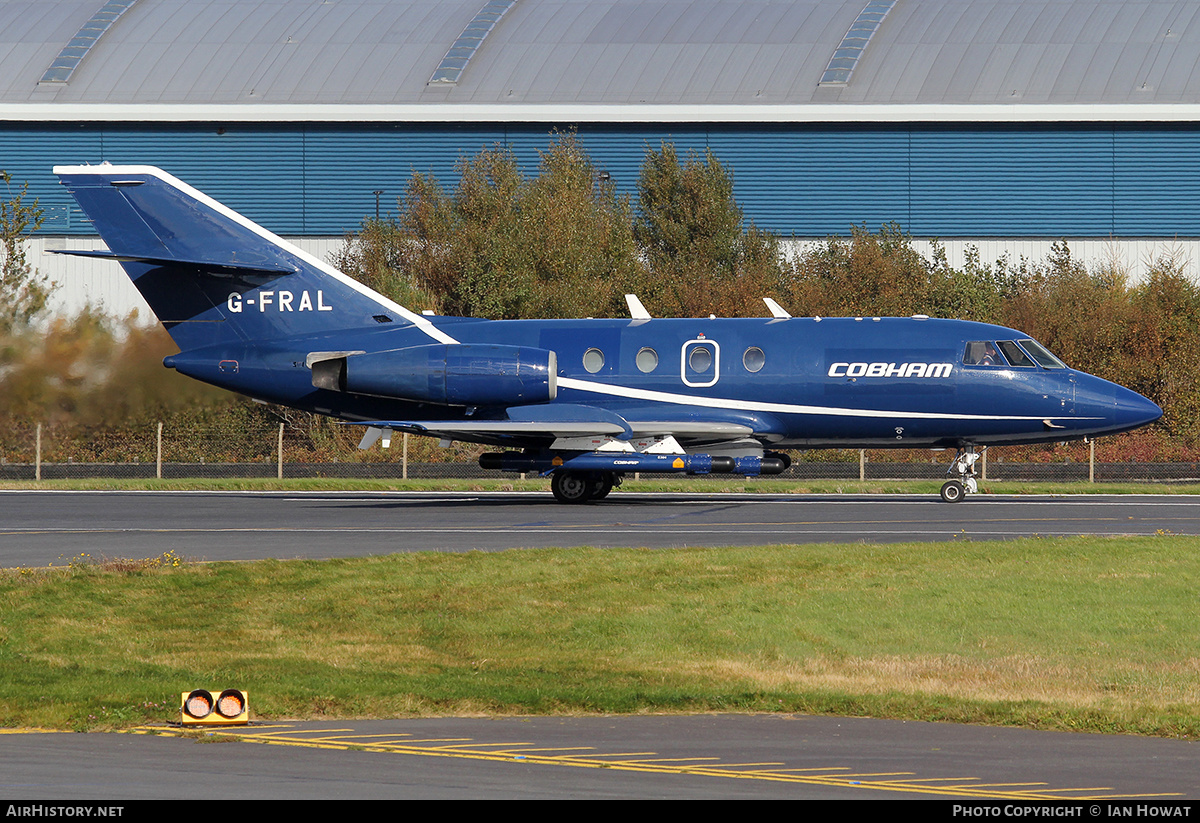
{"left": 54, "top": 164, "right": 1163, "bottom": 503}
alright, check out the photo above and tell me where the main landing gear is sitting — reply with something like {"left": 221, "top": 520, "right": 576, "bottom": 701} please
{"left": 940, "top": 447, "right": 981, "bottom": 503}
{"left": 551, "top": 470, "right": 620, "bottom": 504}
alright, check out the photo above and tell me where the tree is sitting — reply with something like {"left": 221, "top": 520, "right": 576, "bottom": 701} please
{"left": 635, "top": 144, "right": 743, "bottom": 275}
{"left": 788, "top": 224, "right": 931, "bottom": 317}
{"left": 0, "top": 171, "right": 50, "bottom": 332}
{"left": 997, "top": 241, "right": 1134, "bottom": 376}
{"left": 328, "top": 215, "right": 442, "bottom": 315}
{"left": 1120, "top": 257, "right": 1200, "bottom": 436}
{"left": 784, "top": 224, "right": 1007, "bottom": 321}
{"left": 516, "top": 133, "right": 641, "bottom": 318}
{"left": 335, "top": 133, "right": 641, "bottom": 320}
{"left": 632, "top": 143, "right": 786, "bottom": 317}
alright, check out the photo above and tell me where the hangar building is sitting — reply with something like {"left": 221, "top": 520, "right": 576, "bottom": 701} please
{"left": 4, "top": 0, "right": 1200, "bottom": 316}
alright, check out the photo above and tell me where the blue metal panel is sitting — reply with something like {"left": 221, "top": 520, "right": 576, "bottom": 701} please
{"left": 1114, "top": 129, "right": 1200, "bottom": 236}
{"left": 302, "top": 124, "right": 689, "bottom": 232}
{"left": 574, "top": 125, "right": 708, "bottom": 203}
{"left": 708, "top": 126, "right": 910, "bottom": 234}
{"left": 302, "top": 124, "right": 510, "bottom": 230}
{"left": 910, "top": 128, "right": 1114, "bottom": 236}
{"left": 562, "top": 126, "right": 655, "bottom": 195}
{"left": 9, "top": 122, "right": 1200, "bottom": 239}
{"left": 0, "top": 129, "right": 104, "bottom": 231}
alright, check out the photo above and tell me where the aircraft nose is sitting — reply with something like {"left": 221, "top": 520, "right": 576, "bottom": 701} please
{"left": 1113, "top": 384, "right": 1163, "bottom": 431}
{"left": 1072, "top": 374, "right": 1162, "bottom": 436}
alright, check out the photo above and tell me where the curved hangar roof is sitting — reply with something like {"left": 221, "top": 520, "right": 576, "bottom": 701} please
{"left": 4, "top": 0, "right": 1200, "bottom": 114}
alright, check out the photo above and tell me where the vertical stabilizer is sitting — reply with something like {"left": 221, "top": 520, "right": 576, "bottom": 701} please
{"left": 54, "top": 164, "right": 455, "bottom": 351}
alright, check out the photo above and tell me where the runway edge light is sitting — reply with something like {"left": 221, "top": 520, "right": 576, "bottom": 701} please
{"left": 181, "top": 688, "right": 249, "bottom": 726}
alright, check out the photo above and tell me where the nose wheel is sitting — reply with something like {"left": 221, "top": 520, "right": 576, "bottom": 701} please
{"left": 941, "top": 447, "right": 982, "bottom": 503}
{"left": 940, "top": 479, "right": 966, "bottom": 503}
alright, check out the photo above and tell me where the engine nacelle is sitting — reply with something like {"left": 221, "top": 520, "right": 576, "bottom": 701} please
{"left": 312, "top": 344, "right": 557, "bottom": 407}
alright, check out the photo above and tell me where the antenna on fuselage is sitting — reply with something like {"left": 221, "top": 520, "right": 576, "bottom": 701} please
{"left": 763, "top": 297, "right": 791, "bottom": 318}
{"left": 625, "top": 294, "right": 651, "bottom": 319}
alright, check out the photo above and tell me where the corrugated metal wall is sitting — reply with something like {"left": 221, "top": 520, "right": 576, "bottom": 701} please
{"left": 5, "top": 122, "right": 1200, "bottom": 238}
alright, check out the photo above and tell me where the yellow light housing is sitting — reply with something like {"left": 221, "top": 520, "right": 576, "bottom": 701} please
{"left": 181, "top": 688, "right": 249, "bottom": 726}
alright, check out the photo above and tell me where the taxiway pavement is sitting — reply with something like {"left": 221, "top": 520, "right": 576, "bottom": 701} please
{"left": 4, "top": 715, "right": 1197, "bottom": 800}
{"left": 2, "top": 490, "right": 1198, "bottom": 566}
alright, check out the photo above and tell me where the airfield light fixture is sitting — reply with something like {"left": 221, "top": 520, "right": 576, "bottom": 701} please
{"left": 181, "top": 688, "right": 249, "bottom": 726}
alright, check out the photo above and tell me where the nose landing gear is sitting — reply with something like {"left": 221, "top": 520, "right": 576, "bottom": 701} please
{"left": 940, "top": 447, "right": 981, "bottom": 503}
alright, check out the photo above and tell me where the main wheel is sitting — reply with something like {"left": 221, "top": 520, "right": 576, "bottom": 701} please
{"left": 552, "top": 471, "right": 594, "bottom": 504}
{"left": 940, "top": 480, "right": 965, "bottom": 503}
{"left": 590, "top": 473, "right": 615, "bottom": 500}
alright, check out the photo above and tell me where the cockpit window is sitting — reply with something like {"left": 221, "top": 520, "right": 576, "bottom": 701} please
{"left": 963, "top": 341, "right": 1006, "bottom": 367}
{"left": 1018, "top": 339, "right": 1067, "bottom": 369}
{"left": 996, "top": 340, "right": 1036, "bottom": 368}
{"left": 966, "top": 339, "right": 1066, "bottom": 370}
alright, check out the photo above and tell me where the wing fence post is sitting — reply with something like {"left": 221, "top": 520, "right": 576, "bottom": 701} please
{"left": 35, "top": 423, "right": 41, "bottom": 482}
{"left": 859, "top": 449, "right": 865, "bottom": 482}
{"left": 402, "top": 432, "right": 408, "bottom": 480}
{"left": 1089, "top": 439, "right": 1095, "bottom": 483}
{"left": 277, "top": 423, "right": 284, "bottom": 480}
{"left": 157, "top": 422, "right": 163, "bottom": 480}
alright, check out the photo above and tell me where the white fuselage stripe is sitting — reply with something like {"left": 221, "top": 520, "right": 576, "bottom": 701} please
{"left": 557, "top": 377, "right": 1085, "bottom": 421}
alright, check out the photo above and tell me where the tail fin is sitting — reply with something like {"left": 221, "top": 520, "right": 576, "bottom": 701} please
{"left": 53, "top": 164, "right": 454, "bottom": 351}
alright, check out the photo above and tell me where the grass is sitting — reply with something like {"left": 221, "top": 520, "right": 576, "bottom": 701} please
{"left": 2, "top": 536, "right": 1199, "bottom": 737}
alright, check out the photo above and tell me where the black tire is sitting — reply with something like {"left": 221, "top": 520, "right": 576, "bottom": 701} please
{"left": 552, "top": 471, "right": 594, "bottom": 504}
{"left": 940, "top": 480, "right": 965, "bottom": 503}
{"left": 590, "top": 473, "right": 615, "bottom": 500}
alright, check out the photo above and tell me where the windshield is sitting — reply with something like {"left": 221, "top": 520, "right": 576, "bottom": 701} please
{"left": 996, "top": 340, "right": 1035, "bottom": 368}
{"left": 1018, "top": 339, "right": 1067, "bottom": 369}
{"left": 963, "top": 339, "right": 1067, "bottom": 369}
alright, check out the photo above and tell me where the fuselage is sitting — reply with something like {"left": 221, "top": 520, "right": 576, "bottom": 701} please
{"left": 164, "top": 314, "right": 1162, "bottom": 450}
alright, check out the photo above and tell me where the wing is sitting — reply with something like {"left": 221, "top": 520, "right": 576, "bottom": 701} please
{"left": 349, "top": 403, "right": 759, "bottom": 454}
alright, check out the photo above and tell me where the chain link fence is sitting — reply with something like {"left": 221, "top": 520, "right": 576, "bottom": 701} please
{"left": 0, "top": 422, "right": 1196, "bottom": 483}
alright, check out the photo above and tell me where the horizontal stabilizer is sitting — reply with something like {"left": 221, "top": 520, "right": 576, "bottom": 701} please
{"left": 49, "top": 248, "right": 297, "bottom": 274}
